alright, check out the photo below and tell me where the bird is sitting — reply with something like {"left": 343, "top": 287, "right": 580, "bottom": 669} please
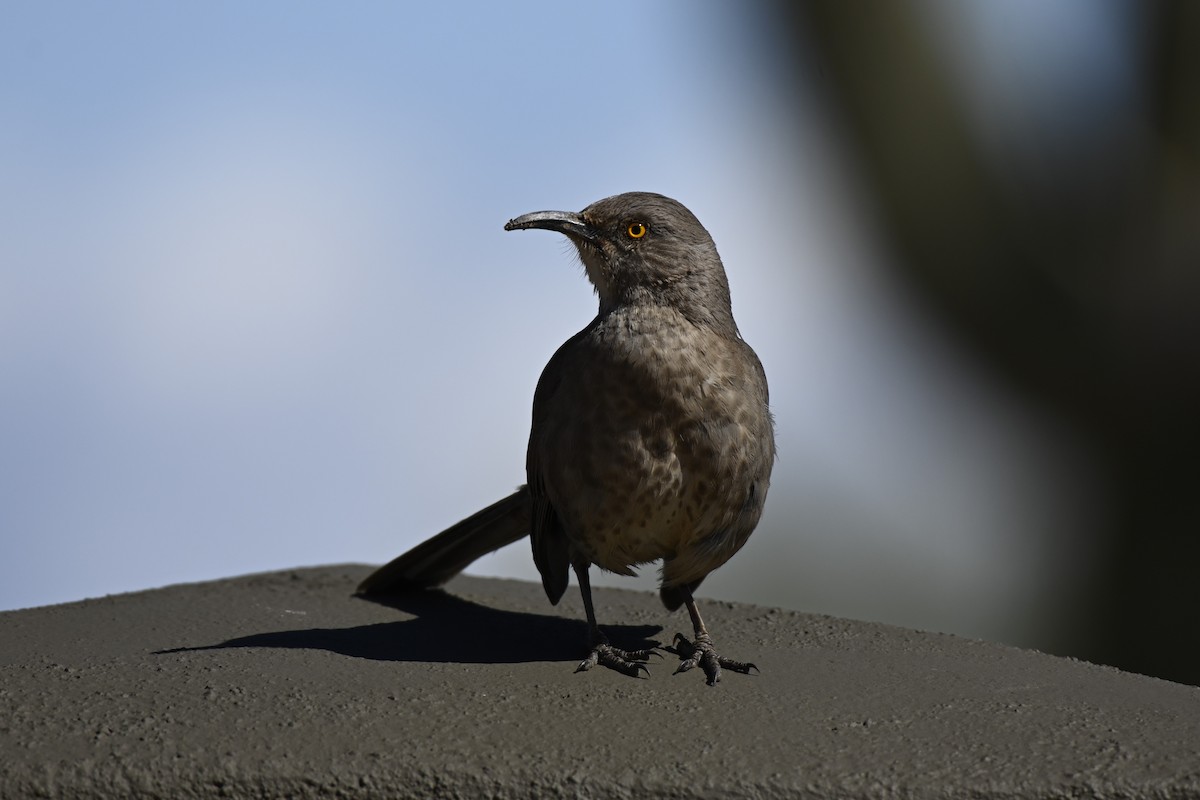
{"left": 358, "top": 192, "right": 775, "bottom": 685}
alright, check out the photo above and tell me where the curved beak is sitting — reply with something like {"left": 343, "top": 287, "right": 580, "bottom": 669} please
{"left": 504, "top": 209, "right": 600, "bottom": 243}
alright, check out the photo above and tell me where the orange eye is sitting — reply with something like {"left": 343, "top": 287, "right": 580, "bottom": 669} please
{"left": 626, "top": 222, "right": 647, "bottom": 239}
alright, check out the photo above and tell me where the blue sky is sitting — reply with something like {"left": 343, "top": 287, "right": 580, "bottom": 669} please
{"left": 1, "top": 2, "right": 1108, "bottom": 647}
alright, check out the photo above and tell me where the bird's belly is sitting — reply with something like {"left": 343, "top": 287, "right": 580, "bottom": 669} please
{"left": 579, "top": 449, "right": 687, "bottom": 572}
{"left": 535, "top": 316, "right": 772, "bottom": 576}
{"left": 546, "top": 417, "right": 749, "bottom": 575}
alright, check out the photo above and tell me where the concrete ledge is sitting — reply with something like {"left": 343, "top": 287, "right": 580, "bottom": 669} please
{"left": 2, "top": 565, "right": 1198, "bottom": 799}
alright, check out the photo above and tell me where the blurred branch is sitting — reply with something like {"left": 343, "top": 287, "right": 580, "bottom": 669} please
{"left": 773, "top": 1, "right": 1200, "bottom": 683}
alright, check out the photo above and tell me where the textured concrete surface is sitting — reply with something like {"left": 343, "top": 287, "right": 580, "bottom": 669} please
{"left": 2, "top": 566, "right": 1199, "bottom": 799}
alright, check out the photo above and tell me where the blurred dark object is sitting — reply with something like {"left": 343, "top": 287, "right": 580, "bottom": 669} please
{"left": 773, "top": 2, "right": 1200, "bottom": 684}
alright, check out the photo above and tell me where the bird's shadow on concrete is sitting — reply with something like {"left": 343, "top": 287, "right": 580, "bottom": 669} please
{"left": 154, "top": 589, "right": 663, "bottom": 665}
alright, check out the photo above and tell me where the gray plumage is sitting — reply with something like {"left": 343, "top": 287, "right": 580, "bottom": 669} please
{"left": 359, "top": 192, "right": 774, "bottom": 685}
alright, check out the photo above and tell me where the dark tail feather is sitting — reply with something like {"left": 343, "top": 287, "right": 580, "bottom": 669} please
{"left": 357, "top": 488, "right": 531, "bottom": 595}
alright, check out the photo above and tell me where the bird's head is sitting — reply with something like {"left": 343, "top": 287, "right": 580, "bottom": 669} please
{"left": 505, "top": 192, "right": 735, "bottom": 331}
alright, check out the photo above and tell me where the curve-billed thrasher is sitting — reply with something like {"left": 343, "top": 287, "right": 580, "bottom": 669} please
{"left": 358, "top": 192, "right": 774, "bottom": 685}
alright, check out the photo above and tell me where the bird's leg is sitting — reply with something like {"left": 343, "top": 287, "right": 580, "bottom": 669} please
{"left": 572, "top": 562, "right": 659, "bottom": 677}
{"left": 672, "top": 590, "right": 758, "bottom": 686}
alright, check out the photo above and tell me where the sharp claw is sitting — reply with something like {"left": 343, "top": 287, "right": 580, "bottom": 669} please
{"left": 623, "top": 647, "right": 660, "bottom": 662}
{"left": 673, "top": 657, "right": 698, "bottom": 675}
{"left": 669, "top": 634, "right": 757, "bottom": 684}
{"left": 575, "top": 650, "right": 599, "bottom": 673}
{"left": 670, "top": 632, "right": 697, "bottom": 659}
{"left": 717, "top": 658, "right": 757, "bottom": 675}
{"left": 577, "top": 642, "right": 655, "bottom": 678}
{"left": 605, "top": 655, "right": 650, "bottom": 679}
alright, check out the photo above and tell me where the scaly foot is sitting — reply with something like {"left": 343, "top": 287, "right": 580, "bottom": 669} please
{"left": 671, "top": 632, "right": 758, "bottom": 685}
{"left": 576, "top": 630, "right": 660, "bottom": 678}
